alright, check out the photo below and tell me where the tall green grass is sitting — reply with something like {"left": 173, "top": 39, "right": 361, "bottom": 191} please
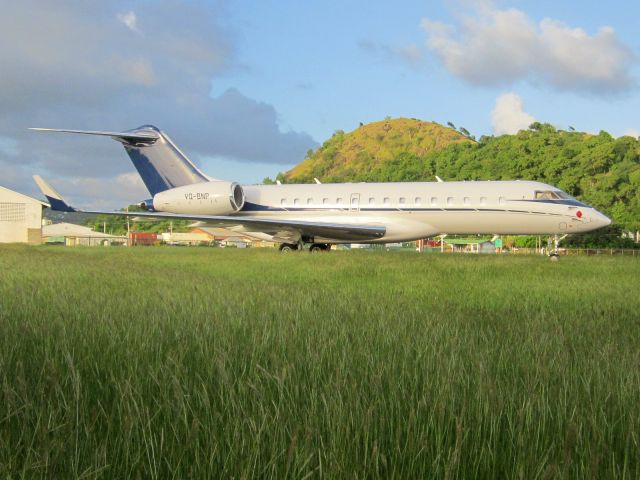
{"left": 0, "top": 245, "right": 638, "bottom": 478}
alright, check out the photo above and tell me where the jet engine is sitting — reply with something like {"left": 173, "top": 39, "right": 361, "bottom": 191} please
{"left": 137, "top": 199, "right": 154, "bottom": 211}
{"left": 152, "top": 181, "right": 245, "bottom": 215}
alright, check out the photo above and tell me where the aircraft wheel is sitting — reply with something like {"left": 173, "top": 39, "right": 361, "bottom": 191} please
{"left": 279, "top": 243, "right": 298, "bottom": 253}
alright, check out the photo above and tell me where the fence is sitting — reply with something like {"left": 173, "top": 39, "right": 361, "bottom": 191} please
{"left": 510, "top": 247, "right": 640, "bottom": 257}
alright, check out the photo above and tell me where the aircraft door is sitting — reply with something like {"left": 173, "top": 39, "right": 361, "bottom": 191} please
{"left": 350, "top": 193, "right": 360, "bottom": 212}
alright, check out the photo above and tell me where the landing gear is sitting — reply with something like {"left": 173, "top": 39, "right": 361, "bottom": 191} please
{"left": 309, "top": 243, "right": 330, "bottom": 253}
{"left": 279, "top": 243, "right": 298, "bottom": 253}
{"left": 279, "top": 242, "right": 330, "bottom": 253}
{"left": 548, "top": 234, "right": 568, "bottom": 261}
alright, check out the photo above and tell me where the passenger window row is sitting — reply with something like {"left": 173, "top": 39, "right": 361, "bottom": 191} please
{"left": 280, "top": 196, "right": 503, "bottom": 207}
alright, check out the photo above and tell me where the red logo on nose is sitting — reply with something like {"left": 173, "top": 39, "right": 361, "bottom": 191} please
{"left": 576, "top": 210, "right": 583, "bottom": 218}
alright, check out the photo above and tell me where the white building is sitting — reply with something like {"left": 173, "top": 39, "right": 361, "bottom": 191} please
{"left": 0, "top": 185, "right": 48, "bottom": 244}
{"left": 42, "top": 222, "right": 127, "bottom": 246}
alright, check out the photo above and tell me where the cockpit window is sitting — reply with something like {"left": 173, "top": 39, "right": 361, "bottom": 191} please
{"left": 535, "top": 190, "right": 561, "bottom": 200}
{"left": 534, "top": 190, "right": 576, "bottom": 200}
{"left": 554, "top": 190, "right": 575, "bottom": 200}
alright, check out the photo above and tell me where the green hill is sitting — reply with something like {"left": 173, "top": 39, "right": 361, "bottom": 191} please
{"left": 282, "top": 119, "right": 640, "bottom": 233}
{"left": 286, "top": 118, "right": 474, "bottom": 182}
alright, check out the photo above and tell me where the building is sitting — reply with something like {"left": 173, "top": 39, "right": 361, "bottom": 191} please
{"left": 444, "top": 238, "right": 496, "bottom": 253}
{"left": 129, "top": 232, "right": 159, "bottom": 246}
{"left": 192, "top": 227, "right": 269, "bottom": 248}
{"left": 42, "top": 222, "right": 127, "bottom": 246}
{"left": 416, "top": 238, "right": 443, "bottom": 252}
{"left": 161, "top": 231, "right": 213, "bottom": 246}
{"left": 0, "top": 185, "right": 48, "bottom": 244}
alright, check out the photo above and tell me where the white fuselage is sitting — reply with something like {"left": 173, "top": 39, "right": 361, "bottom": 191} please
{"left": 163, "top": 180, "right": 611, "bottom": 243}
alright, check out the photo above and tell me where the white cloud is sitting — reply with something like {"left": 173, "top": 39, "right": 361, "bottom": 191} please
{"left": 622, "top": 128, "right": 640, "bottom": 138}
{"left": 118, "top": 11, "right": 142, "bottom": 36}
{"left": 491, "top": 93, "right": 536, "bottom": 135}
{"left": 0, "top": 1, "right": 317, "bottom": 209}
{"left": 421, "top": 5, "right": 635, "bottom": 94}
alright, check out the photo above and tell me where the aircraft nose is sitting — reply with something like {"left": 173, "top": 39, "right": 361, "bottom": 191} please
{"left": 594, "top": 210, "right": 612, "bottom": 228}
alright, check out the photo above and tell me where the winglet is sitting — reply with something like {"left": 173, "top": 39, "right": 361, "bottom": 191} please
{"left": 435, "top": 176, "right": 444, "bottom": 183}
{"left": 33, "top": 175, "right": 76, "bottom": 212}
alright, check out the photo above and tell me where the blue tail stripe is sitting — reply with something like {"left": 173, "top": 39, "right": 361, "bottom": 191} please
{"left": 122, "top": 127, "right": 208, "bottom": 196}
{"left": 44, "top": 195, "right": 75, "bottom": 212}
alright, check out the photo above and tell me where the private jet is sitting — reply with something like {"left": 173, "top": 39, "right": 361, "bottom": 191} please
{"left": 31, "top": 125, "right": 611, "bottom": 252}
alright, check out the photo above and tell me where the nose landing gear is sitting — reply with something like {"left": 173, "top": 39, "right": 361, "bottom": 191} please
{"left": 548, "top": 234, "right": 568, "bottom": 261}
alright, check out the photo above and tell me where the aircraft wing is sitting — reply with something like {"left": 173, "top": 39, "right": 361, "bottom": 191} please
{"left": 103, "top": 211, "right": 384, "bottom": 242}
{"left": 34, "top": 176, "right": 385, "bottom": 242}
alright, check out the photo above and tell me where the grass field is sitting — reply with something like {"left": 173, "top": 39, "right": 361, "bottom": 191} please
{"left": 0, "top": 246, "right": 639, "bottom": 478}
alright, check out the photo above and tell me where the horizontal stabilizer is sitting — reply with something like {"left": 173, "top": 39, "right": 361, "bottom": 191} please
{"left": 29, "top": 128, "right": 159, "bottom": 144}
{"left": 30, "top": 125, "right": 209, "bottom": 195}
{"left": 33, "top": 175, "right": 76, "bottom": 212}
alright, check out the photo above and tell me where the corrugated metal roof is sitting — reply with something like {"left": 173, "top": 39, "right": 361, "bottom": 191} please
{"left": 42, "top": 222, "right": 121, "bottom": 238}
{"left": 444, "top": 238, "right": 493, "bottom": 245}
{"left": 0, "top": 185, "right": 50, "bottom": 207}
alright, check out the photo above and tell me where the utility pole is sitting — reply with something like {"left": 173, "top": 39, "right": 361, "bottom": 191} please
{"left": 126, "top": 206, "right": 130, "bottom": 246}
{"left": 440, "top": 234, "right": 447, "bottom": 253}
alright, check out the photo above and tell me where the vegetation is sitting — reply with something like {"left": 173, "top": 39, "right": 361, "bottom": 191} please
{"left": 1, "top": 246, "right": 639, "bottom": 478}
{"left": 504, "top": 224, "right": 639, "bottom": 250}
{"left": 285, "top": 118, "right": 472, "bottom": 184}
{"left": 285, "top": 119, "right": 640, "bottom": 233}
{"left": 84, "top": 205, "right": 192, "bottom": 236}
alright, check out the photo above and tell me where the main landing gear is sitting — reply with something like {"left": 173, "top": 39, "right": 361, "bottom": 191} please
{"left": 279, "top": 243, "right": 331, "bottom": 253}
{"left": 279, "top": 243, "right": 298, "bottom": 253}
{"left": 309, "top": 243, "right": 330, "bottom": 253}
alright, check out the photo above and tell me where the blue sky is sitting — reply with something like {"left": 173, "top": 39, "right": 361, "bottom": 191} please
{"left": 220, "top": 0, "right": 640, "bottom": 139}
{"left": 1, "top": 0, "right": 639, "bottom": 207}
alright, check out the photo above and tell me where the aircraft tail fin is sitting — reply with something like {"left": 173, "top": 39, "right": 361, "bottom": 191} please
{"left": 33, "top": 175, "right": 76, "bottom": 212}
{"left": 30, "top": 125, "right": 211, "bottom": 196}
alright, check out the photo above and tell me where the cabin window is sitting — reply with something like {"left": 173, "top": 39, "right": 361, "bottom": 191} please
{"left": 383, "top": 197, "right": 390, "bottom": 206}
{"left": 307, "top": 198, "right": 313, "bottom": 205}
{"left": 336, "top": 198, "right": 343, "bottom": 205}
{"left": 322, "top": 198, "right": 329, "bottom": 204}
{"left": 446, "top": 197, "right": 454, "bottom": 206}
{"left": 480, "top": 196, "right": 487, "bottom": 206}
{"left": 399, "top": 197, "right": 406, "bottom": 205}
{"left": 498, "top": 196, "right": 505, "bottom": 205}
{"left": 280, "top": 199, "right": 286, "bottom": 206}
{"left": 415, "top": 197, "right": 422, "bottom": 205}
{"left": 368, "top": 197, "right": 375, "bottom": 205}
{"left": 463, "top": 197, "right": 471, "bottom": 206}
{"left": 294, "top": 198, "right": 300, "bottom": 205}
{"left": 430, "top": 197, "right": 438, "bottom": 206}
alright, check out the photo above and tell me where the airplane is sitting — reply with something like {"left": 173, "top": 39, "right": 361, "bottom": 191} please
{"left": 31, "top": 125, "right": 611, "bottom": 252}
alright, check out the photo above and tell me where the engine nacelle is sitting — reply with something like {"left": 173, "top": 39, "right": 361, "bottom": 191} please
{"left": 137, "top": 199, "right": 154, "bottom": 211}
{"left": 153, "top": 181, "right": 244, "bottom": 215}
